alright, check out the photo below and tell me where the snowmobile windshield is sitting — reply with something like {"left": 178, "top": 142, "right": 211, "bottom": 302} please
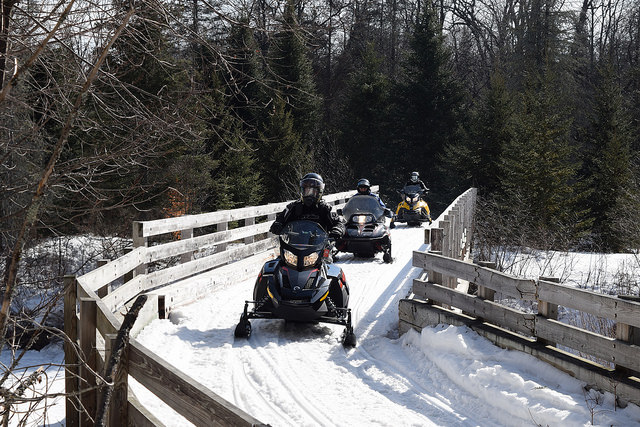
{"left": 342, "top": 195, "right": 385, "bottom": 221}
{"left": 280, "top": 220, "right": 328, "bottom": 249}
{"left": 403, "top": 184, "right": 422, "bottom": 196}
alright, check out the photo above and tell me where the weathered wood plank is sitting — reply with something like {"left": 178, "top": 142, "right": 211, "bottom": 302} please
{"left": 159, "top": 250, "right": 275, "bottom": 313}
{"left": 77, "top": 247, "right": 146, "bottom": 292}
{"left": 128, "top": 391, "right": 167, "bottom": 427}
{"left": 103, "top": 239, "right": 276, "bottom": 311}
{"left": 143, "top": 221, "right": 271, "bottom": 264}
{"left": 413, "top": 251, "right": 537, "bottom": 300}
{"left": 538, "top": 280, "right": 640, "bottom": 328}
{"left": 138, "top": 188, "right": 371, "bottom": 237}
{"left": 128, "top": 340, "right": 263, "bottom": 426}
{"left": 102, "top": 275, "right": 146, "bottom": 313}
{"left": 412, "top": 279, "right": 535, "bottom": 336}
{"left": 535, "top": 317, "right": 640, "bottom": 372}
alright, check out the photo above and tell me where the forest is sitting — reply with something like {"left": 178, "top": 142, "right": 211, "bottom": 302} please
{"left": 1, "top": 0, "right": 640, "bottom": 323}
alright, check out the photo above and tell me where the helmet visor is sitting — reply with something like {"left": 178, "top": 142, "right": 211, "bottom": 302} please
{"left": 302, "top": 186, "right": 320, "bottom": 198}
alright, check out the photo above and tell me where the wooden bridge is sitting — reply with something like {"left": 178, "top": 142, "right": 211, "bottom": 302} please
{"left": 63, "top": 187, "right": 640, "bottom": 425}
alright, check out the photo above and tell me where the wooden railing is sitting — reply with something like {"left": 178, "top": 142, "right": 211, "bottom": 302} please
{"left": 399, "top": 188, "right": 640, "bottom": 407}
{"left": 63, "top": 187, "right": 373, "bottom": 426}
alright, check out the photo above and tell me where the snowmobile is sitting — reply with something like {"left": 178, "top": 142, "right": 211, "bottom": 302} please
{"left": 390, "top": 184, "right": 432, "bottom": 228}
{"left": 335, "top": 194, "right": 393, "bottom": 263}
{"left": 234, "top": 220, "right": 356, "bottom": 347}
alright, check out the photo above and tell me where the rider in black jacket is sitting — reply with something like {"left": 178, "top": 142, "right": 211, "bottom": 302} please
{"left": 406, "top": 171, "right": 429, "bottom": 193}
{"left": 269, "top": 173, "right": 345, "bottom": 238}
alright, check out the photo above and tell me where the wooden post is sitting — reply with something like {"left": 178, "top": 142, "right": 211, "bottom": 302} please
{"left": 180, "top": 228, "right": 194, "bottom": 264}
{"left": 476, "top": 261, "right": 496, "bottom": 301}
{"left": 615, "top": 295, "right": 639, "bottom": 375}
{"left": 427, "top": 250, "right": 443, "bottom": 286}
{"left": 132, "top": 221, "right": 147, "bottom": 277}
{"left": 64, "top": 275, "right": 80, "bottom": 427}
{"left": 123, "top": 248, "right": 133, "bottom": 283}
{"left": 158, "top": 295, "right": 166, "bottom": 320}
{"left": 424, "top": 228, "right": 431, "bottom": 246}
{"left": 441, "top": 218, "right": 451, "bottom": 258}
{"left": 430, "top": 228, "right": 443, "bottom": 252}
{"left": 244, "top": 217, "right": 255, "bottom": 244}
{"left": 537, "top": 277, "right": 559, "bottom": 347}
{"left": 79, "top": 297, "right": 97, "bottom": 425}
{"left": 96, "top": 259, "right": 109, "bottom": 298}
{"left": 217, "top": 222, "right": 228, "bottom": 252}
{"left": 450, "top": 208, "right": 459, "bottom": 260}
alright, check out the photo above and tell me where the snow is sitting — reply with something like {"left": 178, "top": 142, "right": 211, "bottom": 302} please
{"left": 4, "top": 225, "right": 640, "bottom": 426}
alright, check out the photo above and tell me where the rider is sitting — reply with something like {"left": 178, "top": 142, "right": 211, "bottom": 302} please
{"left": 406, "top": 171, "right": 429, "bottom": 194}
{"left": 354, "top": 178, "right": 387, "bottom": 208}
{"left": 269, "top": 173, "right": 345, "bottom": 239}
{"left": 390, "top": 172, "right": 431, "bottom": 229}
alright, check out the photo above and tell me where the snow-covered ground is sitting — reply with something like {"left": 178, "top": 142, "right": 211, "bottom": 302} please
{"left": 4, "top": 225, "right": 640, "bottom": 426}
{"left": 132, "top": 225, "right": 640, "bottom": 427}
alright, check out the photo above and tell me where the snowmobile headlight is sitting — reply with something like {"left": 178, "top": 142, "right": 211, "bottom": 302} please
{"left": 405, "top": 196, "right": 411, "bottom": 203}
{"left": 283, "top": 249, "right": 297, "bottom": 266}
{"left": 303, "top": 252, "right": 319, "bottom": 266}
{"left": 412, "top": 195, "right": 419, "bottom": 202}
{"left": 356, "top": 214, "right": 373, "bottom": 224}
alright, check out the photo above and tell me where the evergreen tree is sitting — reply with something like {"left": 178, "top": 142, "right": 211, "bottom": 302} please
{"left": 338, "top": 43, "right": 393, "bottom": 189}
{"left": 441, "top": 69, "right": 513, "bottom": 197}
{"left": 498, "top": 70, "right": 588, "bottom": 246}
{"left": 255, "top": 0, "right": 319, "bottom": 200}
{"left": 583, "top": 64, "right": 635, "bottom": 251}
{"left": 268, "top": 0, "right": 320, "bottom": 141}
{"left": 226, "top": 17, "right": 266, "bottom": 140}
{"left": 393, "top": 0, "right": 466, "bottom": 209}
{"left": 257, "top": 97, "right": 310, "bottom": 201}
{"left": 95, "top": 4, "right": 213, "bottom": 223}
{"left": 197, "top": 50, "right": 264, "bottom": 212}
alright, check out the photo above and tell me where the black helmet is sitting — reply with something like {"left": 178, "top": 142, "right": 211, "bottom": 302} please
{"left": 356, "top": 178, "right": 371, "bottom": 194}
{"left": 300, "top": 173, "right": 325, "bottom": 206}
{"left": 410, "top": 171, "right": 419, "bottom": 183}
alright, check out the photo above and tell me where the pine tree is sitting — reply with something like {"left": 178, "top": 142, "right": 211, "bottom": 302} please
{"left": 257, "top": 97, "right": 310, "bottom": 201}
{"left": 338, "top": 43, "right": 393, "bottom": 188}
{"left": 583, "top": 64, "right": 635, "bottom": 251}
{"left": 498, "top": 70, "right": 589, "bottom": 246}
{"left": 226, "top": 17, "right": 266, "bottom": 140}
{"left": 441, "top": 69, "right": 513, "bottom": 197}
{"left": 268, "top": 0, "right": 320, "bottom": 141}
{"left": 253, "top": 0, "right": 319, "bottom": 200}
{"left": 95, "top": 4, "right": 212, "bottom": 223}
{"left": 394, "top": 0, "right": 466, "bottom": 208}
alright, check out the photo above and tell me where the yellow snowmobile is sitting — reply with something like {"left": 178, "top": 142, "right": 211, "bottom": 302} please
{"left": 390, "top": 184, "right": 432, "bottom": 228}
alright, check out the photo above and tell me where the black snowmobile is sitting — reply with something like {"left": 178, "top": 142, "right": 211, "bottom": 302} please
{"left": 390, "top": 184, "right": 432, "bottom": 228}
{"left": 335, "top": 194, "right": 393, "bottom": 263}
{"left": 234, "top": 220, "right": 356, "bottom": 347}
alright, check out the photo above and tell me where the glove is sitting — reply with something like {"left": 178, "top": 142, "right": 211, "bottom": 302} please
{"left": 329, "top": 227, "right": 342, "bottom": 239}
{"left": 270, "top": 221, "right": 283, "bottom": 235}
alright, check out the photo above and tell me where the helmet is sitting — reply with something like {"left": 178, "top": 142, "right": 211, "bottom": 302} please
{"left": 410, "top": 171, "right": 419, "bottom": 183}
{"left": 300, "top": 173, "right": 325, "bottom": 206}
{"left": 356, "top": 178, "right": 371, "bottom": 194}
